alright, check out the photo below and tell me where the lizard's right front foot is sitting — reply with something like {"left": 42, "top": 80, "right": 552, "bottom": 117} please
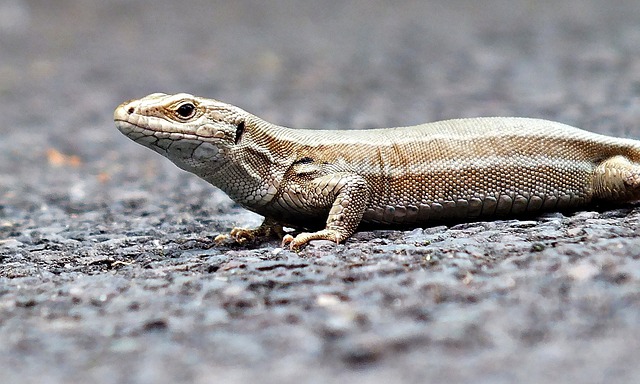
{"left": 281, "top": 229, "right": 344, "bottom": 250}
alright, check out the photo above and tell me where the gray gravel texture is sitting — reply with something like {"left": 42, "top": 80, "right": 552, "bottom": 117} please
{"left": 2, "top": 1, "right": 640, "bottom": 383}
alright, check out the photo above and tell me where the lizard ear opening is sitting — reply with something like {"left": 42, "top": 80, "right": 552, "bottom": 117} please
{"left": 293, "top": 157, "right": 314, "bottom": 165}
{"left": 235, "top": 121, "right": 245, "bottom": 145}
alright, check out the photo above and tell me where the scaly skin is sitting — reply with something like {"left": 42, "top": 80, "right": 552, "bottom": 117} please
{"left": 114, "top": 93, "right": 640, "bottom": 249}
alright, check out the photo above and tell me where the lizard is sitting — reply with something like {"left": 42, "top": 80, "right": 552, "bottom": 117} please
{"left": 114, "top": 93, "right": 640, "bottom": 249}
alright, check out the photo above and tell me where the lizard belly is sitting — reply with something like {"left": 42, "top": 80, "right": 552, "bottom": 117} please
{"left": 360, "top": 157, "right": 596, "bottom": 225}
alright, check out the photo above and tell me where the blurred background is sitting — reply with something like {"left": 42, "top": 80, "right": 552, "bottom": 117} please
{"left": 1, "top": 1, "right": 640, "bottom": 383}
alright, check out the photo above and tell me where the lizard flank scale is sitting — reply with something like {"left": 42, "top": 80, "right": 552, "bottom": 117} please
{"left": 114, "top": 93, "right": 640, "bottom": 249}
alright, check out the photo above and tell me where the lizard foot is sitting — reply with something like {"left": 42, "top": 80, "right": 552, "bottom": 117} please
{"left": 214, "top": 233, "right": 231, "bottom": 245}
{"left": 282, "top": 229, "right": 343, "bottom": 250}
{"left": 214, "top": 230, "right": 255, "bottom": 245}
{"left": 215, "top": 219, "right": 285, "bottom": 246}
{"left": 229, "top": 227, "right": 263, "bottom": 243}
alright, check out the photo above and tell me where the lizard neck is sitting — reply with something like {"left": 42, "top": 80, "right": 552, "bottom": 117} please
{"left": 202, "top": 114, "right": 297, "bottom": 210}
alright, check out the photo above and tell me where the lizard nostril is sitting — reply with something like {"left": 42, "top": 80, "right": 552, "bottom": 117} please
{"left": 127, "top": 106, "right": 135, "bottom": 114}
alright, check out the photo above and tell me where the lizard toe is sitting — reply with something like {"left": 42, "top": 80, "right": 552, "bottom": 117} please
{"left": 213, "top": 234, "right": 230, "bottom": 245}
{"left": 281, "top": 234, "right": 295, "bottom": 248}
{"left": 229, "top": 227, "right": 255, "bottom": 243}
{"left": 285, "top": 230, "right": 343, "bottom": 250}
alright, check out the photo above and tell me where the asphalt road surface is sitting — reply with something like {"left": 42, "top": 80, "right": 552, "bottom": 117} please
{"left": 1, "top": 1, "right": 640, "bottom": 383}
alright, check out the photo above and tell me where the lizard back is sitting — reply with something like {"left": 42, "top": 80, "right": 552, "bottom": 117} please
{"left": 250, "top": 117, "right": 640, "bottom": 225}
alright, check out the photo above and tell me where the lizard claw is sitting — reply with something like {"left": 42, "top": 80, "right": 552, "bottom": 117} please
{"left": 281, "top": 234, "right": 295, "bottom": 249}
{"left": 281, "top": 230, "right": 344, "bottom": 250}
{"left": 214, "top": 234, "right": 230, "bottom": 245}
{"left": 213, "top": 228, "right": 254, "bottom": 245}
{"left": 229, "top": 227, "right": 254, "bottom": 243}
{"left": 215, "top": 219, "right": 286, "bottom": 246}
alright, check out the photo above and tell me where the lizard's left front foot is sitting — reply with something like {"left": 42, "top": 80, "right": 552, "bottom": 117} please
{"left": 214, "top": 218, "right": 285, "bottom": 245}
{"left": 282, "top": 229, "right": 344, "bottom": 250}
{"left": 213, "top": 228, "right": 258, "bottom": 245}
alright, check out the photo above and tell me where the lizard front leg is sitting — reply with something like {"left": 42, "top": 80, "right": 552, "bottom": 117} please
{"left": 282, "top": 173, "right": 370, "bottom": 250}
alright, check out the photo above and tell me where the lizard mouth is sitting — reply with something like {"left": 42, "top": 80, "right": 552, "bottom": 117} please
{"left": 114, "top": 118, "right": 202, "bottom": 145}
{"left": 114, "top": 102, "right": 224, "bottom": 141}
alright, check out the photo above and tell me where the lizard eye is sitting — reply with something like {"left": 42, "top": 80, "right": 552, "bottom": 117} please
{"left": 176, "top": 103, "right": 196, "bottom": 119}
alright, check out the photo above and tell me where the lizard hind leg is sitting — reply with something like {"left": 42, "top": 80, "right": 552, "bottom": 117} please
{"left": 593, "top": 155, "right": 640, "bottom": 201}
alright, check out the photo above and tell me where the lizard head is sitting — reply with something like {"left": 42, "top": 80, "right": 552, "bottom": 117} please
{"left": 114, "top": 93, "right": 246, "bottom": 176}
